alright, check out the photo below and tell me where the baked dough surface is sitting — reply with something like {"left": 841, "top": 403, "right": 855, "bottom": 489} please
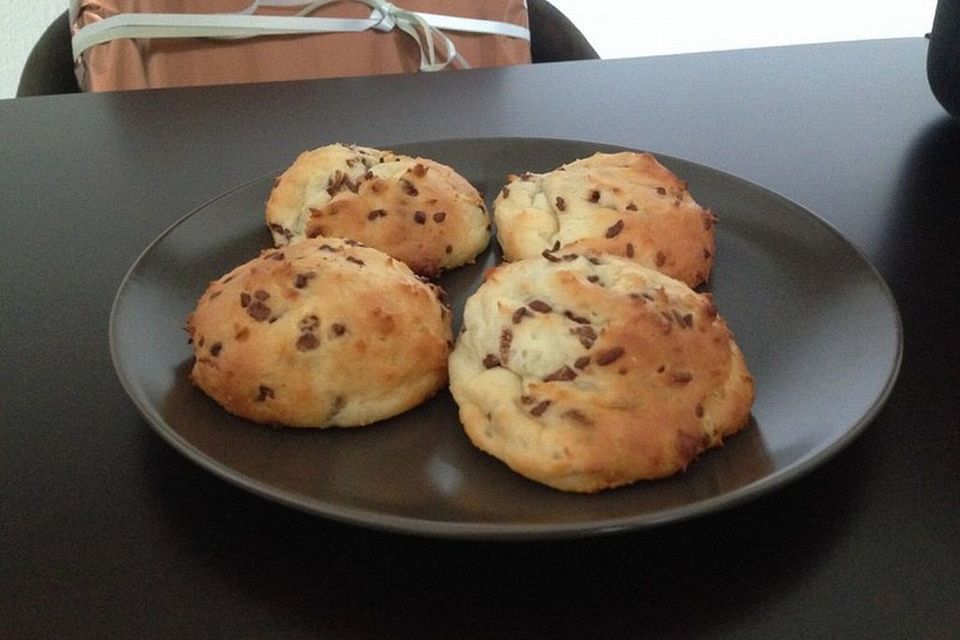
{"left": 448, "top": 253, "right": 754, "bottom": 492}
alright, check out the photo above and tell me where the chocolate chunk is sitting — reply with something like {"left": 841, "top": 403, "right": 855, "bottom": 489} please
{"left": 367, "top": 209, "right": 387, "bottom": 220}
{"left": 571, "top": 325, "right": 597, "bottom": 349}
{"left": 574, "top": 356, "right": 591, "bottom": 369}
{"left": 346, "top": 256, "right": 365, "bottom": 266}
{"left": 542, "top": 250, "right": 561, "bottom": 262}
{"left": 626, "top": 203, "right": 638, "bottom": 211}
{"left": 605, "top": 219, "right": 624, "bottom": 238}
{"left": 432, "top": 211, "right": 446, "bottom": 223}
{"left": 588, "top": 190, "right": 600, "bottom": 202}
{"left": 528, "top": 300, "right": 552, "bottom": 313}
{"left": 512, "top": 307, "right": 531, "bottom": 324}
{"left": 401, "top": 179, "right": 419, "bottom": 196}
{"left": 655, "top": 251, "right": 666, "bottom": 267}
{"left": 672, "top": 371, "right": 693, "bottom": 384}
{"left": 626, "top": 242, "right": 635, "bottom": 258}
{"left": 246, "top": 300, "right": 271, "bottom": 322}
{"left": 255, "top": 385, "right": 275, "bottom": 402}
{"left": 555, "top": 196, "right": 566, "bottom": 211}
{"left": 240, "top": 292, "right": 251, "bottom": 307}
{"left": 596, "top": 347, "right": 625, "bottom": 366}
{"left": 499, "top": 328, "right": 513, "bottom": 362}
{"left": 544, "top": 366, "right": 577, "bottom": 382}
{"left": 296, "top": 333, "right": 319, "bottom": 351}
{"left": 209, "top": 342, "right": 222, "bottom": 357}
{"left": 413, "top": 211, "right": 427, "bottom": 224}
{"left": 269, "top": 223, "right": 293, "bottom": 240}
{"left": 330, "top": 323, "right": 347, "bottom": 337}
{"left": 483, "top": 354, "right": 501, "bottom": 369}
{"left": 530, "top": 400, "right": 551, "bottom": 417}
{"left": 326, "top": 170, "right": 346, "bottom": 195}
{"left": 294, "top": 272, "right": 316, "bottom": 289}
{"left": 564, "top": 310, "right": 591, "bottom": 324}
{"left": 253, "top": 289, "right": 270, "bottom": 301}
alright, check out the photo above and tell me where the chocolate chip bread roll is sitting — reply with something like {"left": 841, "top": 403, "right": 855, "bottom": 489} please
{"left": 448, "top": 252, "right": 754, "bottom": 492}
{"left": 493, "top": 151, "right": 716, "bottom": 287}
{"left": 187, "top": 238, "right": 452, "bottom": 428}
{"left": 266, "top": 143, "right": 490, "bottom": 278}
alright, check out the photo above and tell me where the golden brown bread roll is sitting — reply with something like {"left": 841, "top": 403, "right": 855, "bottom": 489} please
{"left": 187, "top": 237, "right": 452, "bottom": 428}
{"left": 266, "top": 143, "right": 490, "bottom": 278}
{"left": 448, "top": 251, "right": 754, "bottom": 492}
{"left": 493, "top": 151, "right": 716, "bottom": 287}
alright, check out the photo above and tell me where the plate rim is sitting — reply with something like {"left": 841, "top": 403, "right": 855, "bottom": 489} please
{"left": 108, "top": 136, "right": 903, "bottom": 540}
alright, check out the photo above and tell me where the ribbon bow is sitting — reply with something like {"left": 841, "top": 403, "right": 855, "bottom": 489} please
{"left": 369, "top": 0, "right": 466, "bottom": 70}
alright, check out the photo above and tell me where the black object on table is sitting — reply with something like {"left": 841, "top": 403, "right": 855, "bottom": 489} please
{"left": 929, "top": 0, "right": 960, "bottom": 115}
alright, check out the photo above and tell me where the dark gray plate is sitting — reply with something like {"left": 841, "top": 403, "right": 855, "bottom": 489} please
{"left": 110, "top": 137, "right": 901, "bottom": 539}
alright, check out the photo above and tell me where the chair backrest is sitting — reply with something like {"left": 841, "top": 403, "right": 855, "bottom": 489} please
{"left": 17, "top": 1, "right": 598, "bottom": 97}
{"left": 17, "top": 11, "right": 78, "bottom": 97}
{"left": 529, "top": 0, "right": 598, "bottom": 63}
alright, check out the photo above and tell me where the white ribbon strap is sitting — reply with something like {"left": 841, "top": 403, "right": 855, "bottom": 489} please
{"left": 71, "top": 0, "right": 531, "bottom": 73}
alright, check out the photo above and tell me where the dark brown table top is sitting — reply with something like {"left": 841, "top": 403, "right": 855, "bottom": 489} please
{"left": 1, "top": 37, "right": 957, "bottom": 639}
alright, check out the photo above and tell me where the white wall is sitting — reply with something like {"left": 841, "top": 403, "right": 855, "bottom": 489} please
{"left": 0, "top": 1, "right": 938, "bottom": 99}
{"left": 1, "top": 0, "right": 66, "bottom": 98}
{"left": 550, "top": 0, "right": 936, "bottom": 59}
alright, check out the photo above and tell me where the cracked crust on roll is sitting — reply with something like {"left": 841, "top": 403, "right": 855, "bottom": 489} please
{"left": 493, "top": 151, "right": 717, "bottom": 288}
{"left": 265, "top": 143, "right": 490, "bottom": 278}
{"left": 186, "top": 238, "right": 452, "bottom": 428}
{"left": 448, "top": 252, "right": 754, "bottom": 493}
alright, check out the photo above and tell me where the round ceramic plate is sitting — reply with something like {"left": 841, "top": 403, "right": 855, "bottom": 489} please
{"left": 110, "top": 138, "right": 901, "bottom": 539}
